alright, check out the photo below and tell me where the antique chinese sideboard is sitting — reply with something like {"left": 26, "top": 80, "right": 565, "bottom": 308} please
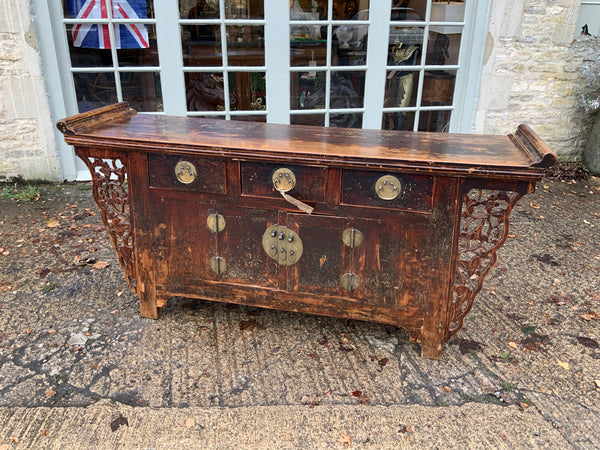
{"left": 57, "top": 103, "right": 555, "bottom": 359}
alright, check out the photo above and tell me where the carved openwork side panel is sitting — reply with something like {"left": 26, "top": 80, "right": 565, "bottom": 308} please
{"left": 80, "top": 154, "right": 136, "bottom": 291}
{"left": 448, "top": 189, "right": 522, "bottom": 340}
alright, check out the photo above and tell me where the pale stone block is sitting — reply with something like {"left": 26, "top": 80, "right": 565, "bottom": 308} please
{"left": 479, "top": 75, "right": 514, "bottom": 111}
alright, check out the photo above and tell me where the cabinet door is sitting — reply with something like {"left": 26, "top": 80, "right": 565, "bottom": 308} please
{"left": 287, "top": 214, "right": 353, "bottom": 298}
{"left": 352, "top": 216, "right": 429, "bottom": 308}
{"left": 214, "top": 206, "right": 279, "bottom": 288}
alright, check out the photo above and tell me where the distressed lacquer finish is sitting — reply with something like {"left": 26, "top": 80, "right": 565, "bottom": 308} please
{"left": 57, "top": 103, "right": 556, "bottom": 359}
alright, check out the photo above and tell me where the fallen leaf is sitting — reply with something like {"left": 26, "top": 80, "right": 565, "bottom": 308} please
{"left": 42, "top": 430, "right": 50, "bottom": 436}
{"left": 557, "top": 360, "right": 570, "bottom": 370}
{"left": 521, "top": 325, "right": 537, "bottom": 335}
{"left": 185, "top": 418, "right": 195, "bottom": 428}
{"left": 550, "top": 293, "right": 572, "bottom": 306}
{"left": 92, "top": 261, "right": 110, "bottom": 270}
{"left": 317, "top": 337, "right": 330, "bottom": 347}
{"left": 338, "top": 432, "right": 352, "bottom": 447}
{"left": 518, "top": 402, "right": 530, "bottom": 411}
{"left": 46, "top": 218, "right": 60, "bottom": 228}
{"left": 110, "top": 414, "right": 129, "bottom": 432}
{"left": 46, "top": 390, "right": 56, "bottom": 397}
{"left": 48, "top": 329, "right": 56, "bottom": 335}
{"left": 443, "top": 386, "right": 452, "bottom": 393}
{"left": 576, "top": 336, "right": 599, "bottom": 349}
{"left": 351, "top": 390, "right": 362, "bottom": 398}
{"left": 529, "top": 202, "right": 541, "bottom": 209}
{"left": 378, "top": 357, "right": 388, "bottom": 367}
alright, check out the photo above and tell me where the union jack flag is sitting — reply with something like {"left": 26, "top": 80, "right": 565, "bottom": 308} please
{"left": 67, "top": 0, "right": 149, "bottom": 49}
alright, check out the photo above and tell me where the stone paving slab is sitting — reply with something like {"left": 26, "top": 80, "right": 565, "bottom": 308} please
{"left": 0, "top": 177, "right": 599, "bottom": 448}
{"left": 0, "top": 402, "right": 570, "bottom": 449}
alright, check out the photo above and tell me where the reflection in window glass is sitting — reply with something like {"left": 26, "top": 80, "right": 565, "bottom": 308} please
{"left": 181, "top": 0, "right": 220, "bottom": 20}
{"left": 427, "top": 27, "right": 462, "bottom": 66}
{"left": 382, "top": 111, "right": 415, "bottom": 132}
{"left": 181, "top": 25, "right": 222, "bottom": 67}
{"left": 291, "top": 71, "right": 326, "bottom": 110}
{"left": 330, "top": 113, "right": 362, "bottom": 128}
{"left": 225, "top": 0, "right": 264, "bottom": 19}
{"left": 421, "top": 70, "right": 456, "bottom": 107}
{"left": 291, "top": 33, "right": 328, "bottom": 67}
{"left": 333, "top": 25, "right": 367, "bottom": 66}
{"left": 291, "top": 114, "right": 324, "bottom": 126}
{"left": 186, "top": 72, "right": 230, "bottom": 111}
{"left": 230, "top": 115, "right": 267, "bottom": 123}
{"left": 73, "top": 72, "right": 117, "bottom": 112}
{"left": 331, "top": 72, "right": 365, "bottom": 108}
{"left": 228, "top": 72, "right": 266, "bottom": 111}
{"left": 121, "top": 72, "right": 163, "bottom": 112}
{"left": 225, "top": 26, "right": 265, "bottom": 66}
{"left": 384, "top": 70, "right": 420, "bottom": 108}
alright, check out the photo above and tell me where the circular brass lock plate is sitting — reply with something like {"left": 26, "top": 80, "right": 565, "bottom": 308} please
{"left": 262, "top": 224, "right": 303, "bottom": 266}
{"left": 342, "top": 228, "right": 363, "bottom": 248}
{"left": 175, "top": 160, "right": 197, "bottom": 184}
{"left": 341, "top": 273, "right": 361, "bottom": 291}
{"left": 272, "top": 168, "right": 296, "bottom": 193}
{"left": 209, "top": 256, "right": 227, "bottom": 275}
{"left": 207, "top": 214, "right": 225, "bottom": 233}
{"left": 375, "top": 175, "right": 402, "bottom": 200}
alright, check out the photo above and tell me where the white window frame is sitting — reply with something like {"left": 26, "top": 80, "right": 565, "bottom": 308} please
{"left": 34, "top": 0, "right": 491, "bottom": 180}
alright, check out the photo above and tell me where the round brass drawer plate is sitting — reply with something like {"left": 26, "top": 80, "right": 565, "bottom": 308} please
{"left": 375, "top": 175, "right": 402, "bottom": 200}
{"left": 175, "top": 160, "right": 197, "bottom": 184}
{"left": 272, "top": 168, "right": 296, "bottom": 193}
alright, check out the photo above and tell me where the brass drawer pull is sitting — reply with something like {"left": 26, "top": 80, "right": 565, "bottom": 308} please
{"left": 175, "top": 160, "right": 197, "bottom": 184}
{"left": 272, "top": 168, "right": 314, "bottom": 214}
{"left": 375, "top": 175, "right": 401, "bottom": 200}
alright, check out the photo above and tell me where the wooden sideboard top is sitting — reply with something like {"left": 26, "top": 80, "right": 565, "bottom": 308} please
{"left": 57, "top": 103, "right": 556, "bottom": 178}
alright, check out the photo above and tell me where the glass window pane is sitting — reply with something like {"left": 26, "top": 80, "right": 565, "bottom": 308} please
{"left": 330, "top": 71, "right": 365, "bottom": 109}
{"left": 121, "top": 71, "right": 163, "bottom": 112}
{"left": 186, "top": 72, "right": 230, "bottom": 111}
{"left": 180, "top": 0, "right": 220, "bottom": 19}
{"left": 291, "top": 114, "right": 325, "bottom": 126}
{"left": 421, "top": 70, "right": 456, "bottom": 107}
{"left": 228, "top": 71, "right": 266, "bottom": 111}
{"left": 74, "top": 72, "right": 117, "bottom": 112}
{"left": 333, "top": 25, "right": 367, "bottom": 66}
{"left": 291, "top": 33, "right": 328, "bottom": 67}
{"left": 64, "top": 0, "right": 155, "bottom": 19}
{"left": 181, "top": 25, "right": 222, "bottom": 67}
{"left": 389, "top": 24, "right": 425, "bottom": 49}
{"left": 382, "top": 111, "right": 415, "bottom": 131}
{"left": 427, "top": 27, "right": 462, "bottom": 65}
{"left": 291, "top": 71, "right": 326, "bottom": 110}
{"left": 117, "top": 24, "right": 158, "bottom": 66}
{"left": 226, "top": 26, "right": 265, "bottom": 66}
{"left": 390, "top": 4, "right": 423, "bottom": 22}
{"left": 230, "top": 115, "right": 267, "bottom": 123}
{"left": 290, "top": 0, "right": 328, "bottom": 20}
{"left": 225, "top": 0, "right": 264, "bottom": 19}
{"left": 430, "top": 1, "right": 465, "bottom": 24}
{"left": 330, "top": 112, "right": 362, "bottom": 128}
{"left": 66, "top": 24, "right": 113, "bottom": 67}
{"left": 384, "top": 70, "right": 420, "bottom": 108}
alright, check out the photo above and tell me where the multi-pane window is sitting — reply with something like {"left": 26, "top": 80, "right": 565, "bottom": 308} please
{"left": 59, "top": 0, "right": 467, "bottom": 133}
{"left": 179, "top": 0, "right": 267, "bottom": 121}
{"left": 62, "top": 0, "right": 162, "bottom": 112}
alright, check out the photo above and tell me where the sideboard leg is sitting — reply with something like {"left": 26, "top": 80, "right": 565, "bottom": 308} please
{"left": 137, "top": 279, "right": 161, "bottom": 319}
{"left": 421, "top": 341, "right": 443, "bottom": 359}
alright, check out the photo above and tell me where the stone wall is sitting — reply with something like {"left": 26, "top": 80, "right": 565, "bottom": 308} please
{"left": 476, "top": 0, "right": 598, "bottom": 161}
{"left": 0, "top": 0, "right": 60, "bottom": 181}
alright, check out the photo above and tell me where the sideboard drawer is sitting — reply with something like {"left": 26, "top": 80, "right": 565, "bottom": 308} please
{"left": 241, "top": 162, "right": 327, "bottom": 203}
{"left": 341, "top": 170, "right": 434, "bottom": 212}
{"left": 148, "top": 154, "right": 227, "bottom": 194}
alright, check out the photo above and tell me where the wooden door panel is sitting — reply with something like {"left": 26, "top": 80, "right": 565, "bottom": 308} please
{"left": 287, "top": 214, "right": 353, "bottom": 297}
